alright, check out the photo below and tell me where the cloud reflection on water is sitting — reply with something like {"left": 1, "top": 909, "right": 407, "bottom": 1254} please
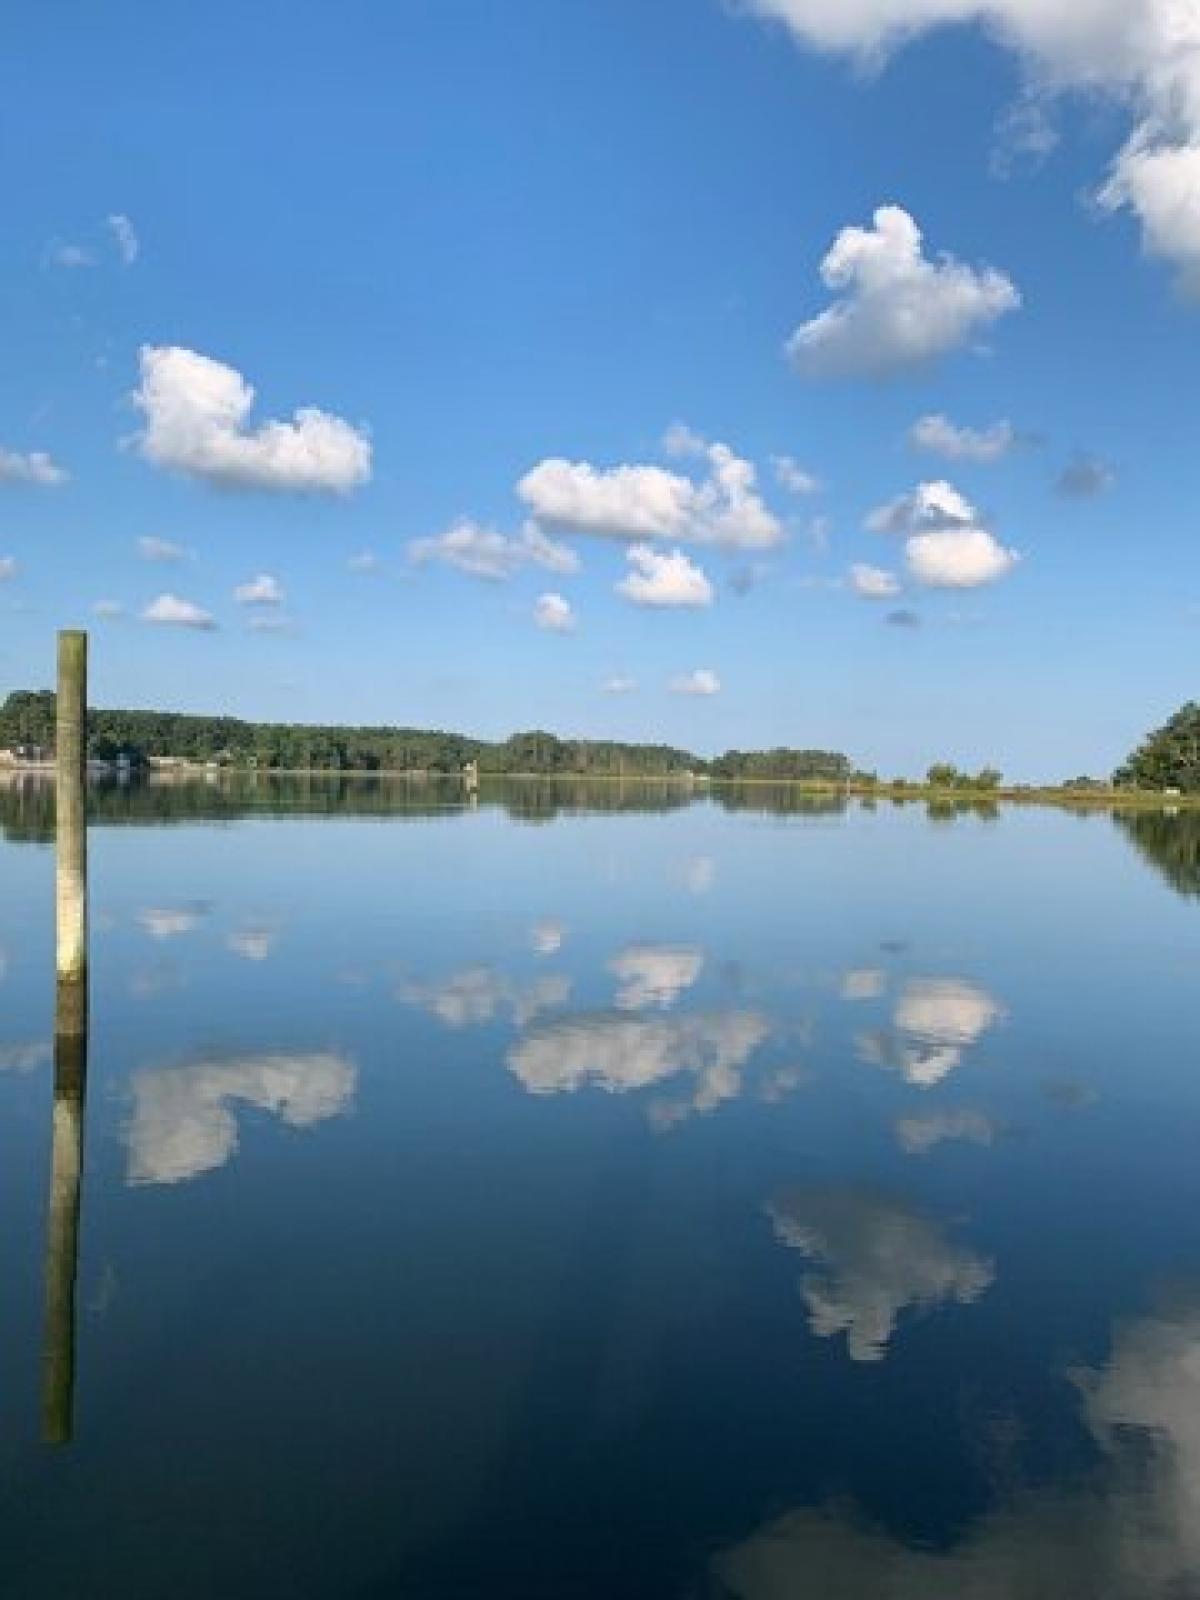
{"left": 858, "top": 977, "right": 1004, "bottom": 1088}
{"left": 126, "top": 1050, "right": 357, "bottom": 1185}
{"left": 717, "top": 1300, "right": 1200, "bottom": 1598}
{"left": 508, "top": 1010, "right": 770, "bottom": 1120}
{"left": 768, "top": 1186, "right": 994, "bottom": 1362}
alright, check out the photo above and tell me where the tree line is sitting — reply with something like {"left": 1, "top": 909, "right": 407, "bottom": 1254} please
{"left": 0, "top": 691, "right": 852, "bottom": 781}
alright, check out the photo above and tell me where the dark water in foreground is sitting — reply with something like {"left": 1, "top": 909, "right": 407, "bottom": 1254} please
{"left": 1, "top": 777, "right": 1199, "bottom": 1598}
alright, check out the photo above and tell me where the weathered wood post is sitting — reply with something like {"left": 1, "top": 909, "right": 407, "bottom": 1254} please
{"left": 56, "top": 630, "right": 88, "bottom": 990}
{"left": 42, "top": 988, "right": 87, "bottom": 1445}
{"left": 44, "top": 629, "right": 90, "bottom": 1444}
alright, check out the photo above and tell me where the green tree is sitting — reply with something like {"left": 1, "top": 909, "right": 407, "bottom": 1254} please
{"left": 1115, "top": 703, "right": 1200, "bottom": 792}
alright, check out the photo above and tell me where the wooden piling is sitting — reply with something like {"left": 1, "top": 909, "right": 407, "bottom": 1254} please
{"left": 55, "top": 630, "right": 87, "bottom": 990}
{"left": 42, "top": 985, "right": 88, "bottom": 1445}
{"left": 45, "top": 630, "right": 89, "bottom": 1444}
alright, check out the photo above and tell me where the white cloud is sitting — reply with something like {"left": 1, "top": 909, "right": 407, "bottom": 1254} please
{"left": 867, "top": 479, "right": 1019, "bottom": 588}
{"left": 741, "top": 0, "right": 1200, "bottom": 295}
{"left": 141, "top": 593, "right": 217, "bottom": 630}
{"left": 533, "top": 591, "right": 577, "bottom": 633}
{"left": 909, "top": 412, "right": 1019, "bottom": 462}
{"left": 46, "top": 242, "right": 95, "bottom": 269}
{"left": 93, "top": 599, "right": 124, "bottom": 619}
{"left": 508, "top": 1011, "right": 770, "bottom": 1118}
{"left": 234, "top": 573, "right": 284, "bottom": 606}
{"left": 609, "top": 945, "right": 705, "bottom": 1011}
{"left": 0, "top": 558, "right": 17, "bottom": 582}
{"left": 519, "top": 431, "right": 783, "bottom": 549}
{"left": 132, "top": 344, "right": 371, "bottom": 493}
{"left": 126, "top": 1050, "right": 356, "bottom": 1185}
{"left": 0, "top": 446, "right": 67, "bottom": 486}
{"left": 858, "top": 976, "right": 1005, "bottom": 1087}
{"left": 107, "top": 212, "right": 139, "bottom": 265}
{"left": 850, "top": 562, "right": 901, "bottom": 599}
{"left": 768, "top": 1186, "right": 994, "bottom": 1361}
{"left": 347, "top": 549, "right": 381, "bottom": 574}
{"left": 772, "top": 454, "right": 821, "bottom": 494}
{"left": 787, "top": 205, "right": 1019, "bottom": 378}
{"left": 602, "top": 674, "right": 638, "bottom": 694}
{"left": 137, "top": 535, "right": 188, "bottom": 563}
{"left": 670, "top": 668, "right": 722, "bottom": 696}
{"left": 866, "top": 478, "right": 977, "bottom": 534}
{"left": 399, "top": 967, "right": 571, "bottom": 1030}
{"left": 907, "top": 525, "right": 1019, "bottom": 588}
{"left": 618, "top": 545, "right": 714, "bottom": 608}
{"left": 409, "top": 517, "right": 580, "bottom": 580}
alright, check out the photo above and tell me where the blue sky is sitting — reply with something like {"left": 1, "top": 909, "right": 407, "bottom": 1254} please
{"left": 1, "top": 0, "right": 1197, "bottom": 779}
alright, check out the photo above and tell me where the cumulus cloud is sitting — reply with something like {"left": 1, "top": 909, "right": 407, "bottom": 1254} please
{"left": 234, "top": 573, "right": 284, "bottom": 606}
{"left": 866, "top": 478, "right": 976, "bottom": 534}
{"left": 670, "top": 668, "right": 721, "bottom": 696}
{"left": 787, "top": 205, "right": 1019, "bottom": 378}
{"left": 907, "top": 525, "right": 1019, "bottom": 587}
{"left": 132, "top": 344, "right": 372, "bottom": 493}
{"left": 850, "top": 562, "right": 901, "bottom": 599}
{"left": 92, "top": 599, "right": 124, "bottom": 619}
{"left": 137, "top": 535, "right": 189, "bottom": 563}
{"left": 347, "top": 550, "right": 381, "bottom": 574}
{"left": 533, "top": 591, "right": 577, "bottom": 633}
{"left": 126, "top": 1050, "right": 357, "bottom": 1185}
{"left": 609, "top": 945, "right": 705, "bottom": 1011}
{"left": 399, "top": 966, "right": 571, "bottom": 1030}
{"left": 1056, "top": 453, "right": 1117, "bottom": 498}
{"left": 602, "top": 674, "right": 638, "bottom": 694}
{"left": 858, "top": 976, "right": 1005, "bottom": 1087}
{"left": 0, "top": 557, "right": 17, "bottom": 582}
{"left": 107, "top": 212, "right": 139, "bottom": 265}
{"left": 508, "top": 1010, "right": 770, "bottom": 1119}
{"left": 409, "top": 517, "right": 579, "bottom": 580}
{"left": 741, "top": 0, "right": 1200, "bottom": 296}
{"left": 141, "top": 593, "right": 217, "bottom": 630}
{"left": 868, "top": 479, "right": 1019, "bottom": 588}
{"left": 909, "top": 412, "right": 1019, "bottom": 462}
{"left": 0, "top": 446, "right": 67, "bottom": 486}
{"left": 519, "top": 431, "right": 783, "bottom": 549}
{"left": 618, "top": 545, "right": 714, "bottom": 608}
{"left": 768, "top": 1186, "right": 994, "bottom": 1361}
{"left": 772, "top": 454, "right": 821, "bottom": 494}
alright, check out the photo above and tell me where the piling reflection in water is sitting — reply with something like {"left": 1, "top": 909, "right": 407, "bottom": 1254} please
{"left": 42, "top": 977, "right": 88, "bottom": 1446}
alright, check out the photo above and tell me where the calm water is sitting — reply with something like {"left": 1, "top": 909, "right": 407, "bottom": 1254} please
{"left": 2, "top": 777, "right": 1199, "bottom": 1598}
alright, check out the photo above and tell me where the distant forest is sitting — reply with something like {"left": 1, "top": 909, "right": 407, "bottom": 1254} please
{"left": 0, "top": 690, "right": 856, "bottom": 782}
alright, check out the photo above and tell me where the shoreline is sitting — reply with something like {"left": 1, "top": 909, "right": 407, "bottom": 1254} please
{"left": 1, "top": 762, "right": 1196, "bottom": 809}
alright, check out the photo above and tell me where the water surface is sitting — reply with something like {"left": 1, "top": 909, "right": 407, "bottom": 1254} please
{"left": 1, "top": 777, "right": 1199, "bottom": 1598}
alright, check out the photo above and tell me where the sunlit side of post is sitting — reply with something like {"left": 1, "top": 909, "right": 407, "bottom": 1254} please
{"left": 55, "top": 630, "right": 88, "bottom": 990}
